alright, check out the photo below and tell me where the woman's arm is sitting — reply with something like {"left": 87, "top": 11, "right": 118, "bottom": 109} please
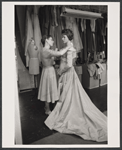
{"left": 48, "top": 45, "right": 71, "bottom": 57}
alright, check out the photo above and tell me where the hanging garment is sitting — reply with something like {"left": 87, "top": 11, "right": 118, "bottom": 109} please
{"left": 25, "top": 7, "right": 34, "bottom": 67}
{"left": 86, "top": 20, "right": 92, "bottom": 54}
{"left": 65, "top": 17, "right": 83, "bottom": 53}
{"left": 45, "top": 45, "right": 107, "bottom": 142}
{"left": 16, "top": 6, "right": 26, "bottom": 48}
{"left": 77, "top": 18, "right": 83, "bottom": 63}
{"left": 101, "top": 18, "right": 107, "bottom": 59}
{"left": 90, "top": 19, "right": 97, "bottom": 62}
{"left": 27, "top": 42, "right": 40, "bottom": 75}
{"left": 81, "top": 19, "right": 87, "bottom": 62}
{"left": 38, "top": 6, "right": 49, "bottom": 36}
{"left": 38, "top": 6, "right": 45, "bottom": 35}
{"left": 16, "top": 42, "right": 34, "bottom": 90}
{"left": 53, "top": 6, "right": 58, "bottom": 27}
{"left": 95, "top": 19, "right": 104, "bottom": 52}
{"left": 61, "top": 15, "right": 66, "bottom": 30}
{"left": 55, "top": 6, "right": 66, "bottom": 49}
{"left": 105, "top": 27, "right": 107, "bottom": 59}
{"left": 33, "top": 5, "right": 43, "bottom": 63}
{"left": 31, "top": 12, "right": 34, "bottom": 30}
{"left": 49, "top": 6, "right": 56, "bottom": 50}
{"left": 44, "top": 5, "right": 50, "bottom": 35}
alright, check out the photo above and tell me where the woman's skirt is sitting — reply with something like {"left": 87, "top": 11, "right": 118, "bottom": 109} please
{"left": 38, "top": 66, "right": 59, "bottom": 103}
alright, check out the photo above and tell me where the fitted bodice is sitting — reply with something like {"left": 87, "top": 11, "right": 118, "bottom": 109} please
{"left": 59, "top": 47, "right": 77, "bottom": 74}
{"left": 41, "top": 48, "right": 55, "bottom": 67}
{"left": 61, "top": 47, "right": 76, "bottom": 64}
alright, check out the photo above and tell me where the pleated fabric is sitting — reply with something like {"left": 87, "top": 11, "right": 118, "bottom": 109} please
{"left": 38, "top": 66, "right": 59, "bottom": 103}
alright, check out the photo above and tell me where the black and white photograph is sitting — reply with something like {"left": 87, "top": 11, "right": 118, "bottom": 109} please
{"left": 2, "top": 1, "right": 120, "bottom": 148}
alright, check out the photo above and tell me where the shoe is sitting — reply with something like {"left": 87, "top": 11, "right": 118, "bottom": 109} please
{"left": 44, "top": 107, "right": 51, "bottom": 115}
{"left": 45, "top": 110, "right": 51, "bottom": 115}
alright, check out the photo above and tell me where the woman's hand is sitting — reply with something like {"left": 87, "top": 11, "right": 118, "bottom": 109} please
{"left": 55, "top": 48, "right": 58, "bottom": 51}
{"left": 57, "top": 69, "right": 62, "bottom": 76}
{"left": 55, "top": 65, "right": 59, "bottom": 69}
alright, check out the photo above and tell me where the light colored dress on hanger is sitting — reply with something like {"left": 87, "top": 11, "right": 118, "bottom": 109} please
{"left": 33, "top": 5, "right": 43, "bottom": 63}
{"left": 45, "top": 43, "right": 107, "bottom": 142}
{"left": 25, "top": 8, "right": 34, "bottom": 67}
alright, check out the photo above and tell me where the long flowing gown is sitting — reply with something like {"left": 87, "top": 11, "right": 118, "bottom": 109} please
{"left": 45, "top": 45, "right": 107, "bottom": 142}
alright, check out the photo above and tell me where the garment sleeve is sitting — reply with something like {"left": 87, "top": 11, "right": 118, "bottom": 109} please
{"left": 67, "top": 50, "right": 72, "bottom": 67}
{"left": 47, "top": 47, "right": 70, "bottom": 57}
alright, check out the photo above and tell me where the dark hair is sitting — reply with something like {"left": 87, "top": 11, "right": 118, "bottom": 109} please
{"left": 41, "top": 35, "right": 52, "bottom": 46}
{"left": 62, "top": 29, "right": 73, "bottom": 41}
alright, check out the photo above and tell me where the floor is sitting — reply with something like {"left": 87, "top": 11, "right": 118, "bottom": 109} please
{"left": 19, "top": 84, "right": 107, "bottom": 144}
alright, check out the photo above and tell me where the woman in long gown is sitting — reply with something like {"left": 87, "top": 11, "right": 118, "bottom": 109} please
{"left": 45, "top": 29, "right": 107, "bottom": 142}
{"left": 38, "top": 35, "right": 72, "bottom": 115}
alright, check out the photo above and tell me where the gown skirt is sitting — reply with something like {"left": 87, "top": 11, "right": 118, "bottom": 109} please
{"left": 45, "top": 66, "right": 107, "bottom": 142}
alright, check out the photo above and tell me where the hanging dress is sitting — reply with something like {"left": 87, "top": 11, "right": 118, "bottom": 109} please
{"left": 90, "top": 19, "right": 97, "bottom": 62}
{"left": 25, "top": 7, "right": 34, "bottom": 67}
{"left": 33, "top": 5, "right": 43, "bottom": 63}
{"left": 49, "top": 6, "right": 56, "bottom": 50}
{"left": 45, "top": 44, "right": 107, "bottom": 142}
{"left": 16, "top": 42, "right": 35, "bottom": 90}
{"left": 55, "top": 6, "right": 66, "bottom": 49}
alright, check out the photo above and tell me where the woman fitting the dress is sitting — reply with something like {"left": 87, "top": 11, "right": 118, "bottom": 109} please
{"left": 38, "top": 35, "right": 72, "bottom": 115}
{"left": 45, "top": 29, "right": 107, "bottom": 142}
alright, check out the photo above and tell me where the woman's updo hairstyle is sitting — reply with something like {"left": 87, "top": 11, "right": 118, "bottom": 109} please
{"left": 62, "top": 29, "right": 73, "bottom": 41}
{"left": 41, "top": 35, "right": 52, "bottom": 46}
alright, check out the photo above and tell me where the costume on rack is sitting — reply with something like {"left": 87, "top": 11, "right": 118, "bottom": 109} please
{"left": 80, "top": 19, "right": 87, "bottom": 63}
{"left": 27, "top": 42, "right": 40, "bottom": 75}
{"left": 55, "top": 6, "right": 66, "bottom": 49}
{"left": 45, "top": 44, "right": 107, "bottom": 142}
{"left": 96, "top": 19, "right": 104, "bottom": 53}
{"left": 25, "top": 7, "right": 34, "bottom": 67}
{"left": 33, "top": 5, "right": 43, "bottom": 63}
{"left": 49, "top": 6, "right": 56, "bottom": 50}
{"left": 86, "top": 20, "right": 92, "bottom": 54}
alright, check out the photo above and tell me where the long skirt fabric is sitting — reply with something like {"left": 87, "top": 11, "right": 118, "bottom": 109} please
{"left": 38, "top": 66, "right": 59, "bottom": 103}
{"left": 45, "top": 67, "right": 107, "bottom": 142}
